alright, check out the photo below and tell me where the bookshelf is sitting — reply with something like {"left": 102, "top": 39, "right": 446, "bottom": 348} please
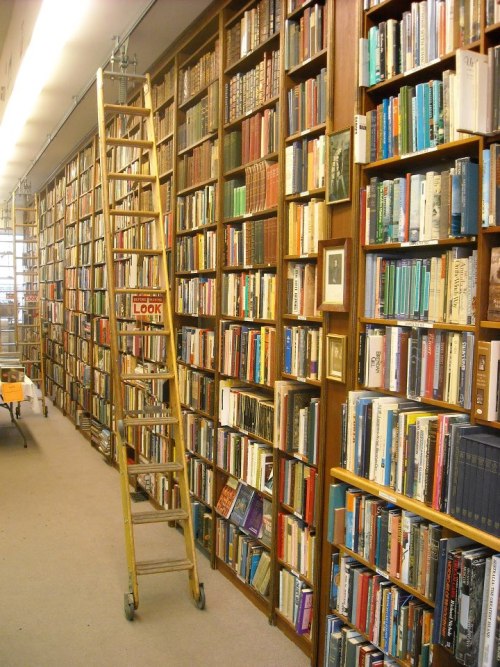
{"left": 322, "top": 1, "right": 500, "bottom": 666}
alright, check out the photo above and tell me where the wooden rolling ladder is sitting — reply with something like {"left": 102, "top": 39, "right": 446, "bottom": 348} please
{"left": 96, "top": 67, "right": 205, "bottom": 619}
{"left": 11, "top": 187, "right": 48, "bottom": 418}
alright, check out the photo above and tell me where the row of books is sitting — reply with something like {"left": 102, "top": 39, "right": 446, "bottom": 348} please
{"left": 284, "top": 2, "right": 328, "bottom": 70}
{"left": 224, "top": 160, "right": 279, "bottom": 217}
{"left": 191, "top": 501, "right": 213, "bottom": 553}
{"left": 285, "top": 135, "right": 326, "bottom": 194}
{"left": 434, "top": 545, "right": 500, "bottom": 665}
{"left": 216, "top": 428, "right": 273, "bottom": 494}
{"left": 224, "top": 216, "right": 278, "bottom": 267}
{"left": 221, "top": 270, "right": 276, "bottom": 320}
{"left": 286, "top": 261, "right": 318, "bottom": 317}
{"left": 224, "top": 105, "right": 279, "bottom": 171}
{"left": 361, "top": 158, "right": 479, "bottom": 245}
{"left": 360, "top": 1, "right": 470, "bottom": 87}
{"left": 153, "top": 102, "right": 174, "bottom": 141}
{"left": 287, "top": 198, "right": 326, "bottom": 256}
{"left": 336, "top": 554, "right": 433, "bottom": 665}
{"left": 275, "top": 380, "right": 320, "bottom": 464}
{"left": 278, "top": 568, "right": 313, "bottom": 636}
{"left": 152, "top": 65, "right": 174, "bottom": 108}
{"left": 175, "top": 230, "right": 217, "bottom": 272}
{"left": 179, "top": 366, "right": 215, "bottom": 416}
{"left": 157, "top": 139, "right": 173, "bottom": 175}
{"left": 455, "top": 47, "right": 500, "bottom": 136}
{"left": 283, "top": 324, "right": 323, "bottom": 381}
{"left": 365, "top": 72, "right": 463, "bottom": 162}
{"left": 175, "top": 276, "right": 216, "bottom": 316}
{"left": 215, "top": 517, "right": 272, "bottom": 596}
{"left": 219, "top": 380, "right": 274, "bottom": 443}
{"left": 177, "top": 326, "right": 216, "bottom": 371}
{"left": 176, "top": 185, "right": 217, "bottom": 232}
{"left": 359, "top": 326, "right": 475, "bottom": 408}
{"left": 277, "top": 511, "right": 316, "bottom": 580}
{"left": 279, "top": 456, "right": 317, "bottom": 525}
{"left": 183, "top": 411, "right": 214, "bottom": 460}
{"left": 224, "top": 49, "right": 280, "bottom": 124}
{"left": 343, "top": 392, "right": 500, "bottom": 535}
{"left": 364, "top": 249, "right": 477, "bottom": 324}
{"left": 177, "top": 138, "right": 218, "bottom": 190}
{"left": 215, "top": 476, "right": 265, "bottom": 539}
{"left": 287, "top": 68, "right": 327, "bottom": 136}
{"left": 219, "top": 322, "right": 276, "bottom": 386}
{"left": 177, "top": 81, "right": 218, "bottom": 151}
{"left": 325, "top": 614, "right": 398, "bottom": 666}
{"left": 225, "top": 0, "right": 281, "bottom": 67}
{"left": 329, "top": 485, "right": 442, "bottom": 600}
{"left": 179, "top": 39, "right": 219, "bottom": 105}
{"left": 188, "top": 457, "right": 213, "bottom": 505}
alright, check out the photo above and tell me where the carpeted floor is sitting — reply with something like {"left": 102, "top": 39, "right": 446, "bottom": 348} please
{"left": 0, "top": 403, "right": 310, "bottom": 667}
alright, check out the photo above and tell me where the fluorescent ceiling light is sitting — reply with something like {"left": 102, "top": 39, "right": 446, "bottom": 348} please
{"left": 0, "top": 0, "right": 91, "bottom": 180}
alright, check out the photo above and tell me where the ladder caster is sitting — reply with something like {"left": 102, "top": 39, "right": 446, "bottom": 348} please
{"left": 124, "top": 592, "right": 135, "bottom": 621}
{"left": 15, "top": 407, "right": 20, "bottom": 419}
{"left": 44, "top": 406, "right": 48, "bottom": 418}
{"left": 195, "top": 583, "right": 206, "bottom": 610}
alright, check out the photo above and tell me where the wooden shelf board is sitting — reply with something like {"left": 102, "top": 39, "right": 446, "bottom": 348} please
{"left": 330, "top": 467, "right": 500, "bottom": 551}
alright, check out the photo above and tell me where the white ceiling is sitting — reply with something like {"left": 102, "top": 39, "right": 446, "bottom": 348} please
{"left": 0, "top": 0, "right": 212, "bottom": 204}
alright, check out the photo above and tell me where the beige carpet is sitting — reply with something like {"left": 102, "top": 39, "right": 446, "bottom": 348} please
{"left": 0, "top": 403, "right": 310, "bottom": 667}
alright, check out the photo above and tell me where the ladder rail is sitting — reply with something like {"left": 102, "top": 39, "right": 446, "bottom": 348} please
{"left": 142, "top": 75, "right": 201, "bottom": 601}
{"left": 96, "top": 68, "right": 139, "bottom": 606}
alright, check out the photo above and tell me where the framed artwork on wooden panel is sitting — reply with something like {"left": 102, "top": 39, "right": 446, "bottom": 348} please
{"left": 317, "top": 238, "right": 351, "bottom": 312}
{"left": 327, "top": 127, "right": 352, "bottom": 204}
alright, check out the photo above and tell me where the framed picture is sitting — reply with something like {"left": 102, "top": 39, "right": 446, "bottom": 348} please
{"left": 327, "top": 334, "right": 347, "bottom": 383}
{"left": 317, "top": 238, "right": 351, "bottom": 311}
{"left": 327, "top": 127, "right": 352, "bottom": 204}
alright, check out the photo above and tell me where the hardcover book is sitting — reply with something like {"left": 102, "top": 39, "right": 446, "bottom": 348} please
{"left": 488, "top": 247, "right": 500, "bottom": 321}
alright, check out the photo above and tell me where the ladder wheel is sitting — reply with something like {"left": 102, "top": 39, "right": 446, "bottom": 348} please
{"left": 124, "top": 592, "right": 135, "bottom": 621}
{"left": 44, "top": 406, "right": 48, "bottom": 418}
{"left": 195, "top": 583, "right": 205, "bottom": 610}
{"left": 15, "top": 407, "right": 20, "bottom": 419}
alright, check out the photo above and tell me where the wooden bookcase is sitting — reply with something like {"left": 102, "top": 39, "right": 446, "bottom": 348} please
{"left": 321, "top": 1, "right": 500, "bottom": 665}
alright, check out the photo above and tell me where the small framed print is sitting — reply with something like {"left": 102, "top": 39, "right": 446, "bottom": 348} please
{"left": 327, "top": 334, "right": 347, "bottom": 383}
{"left": 317, "top": 238, "right": 351, "bottom": 311}
{"left": 327, "top": 127, "right": 352, "bottom": 204}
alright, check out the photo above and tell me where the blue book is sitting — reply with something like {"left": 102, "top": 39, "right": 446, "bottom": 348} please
{"left": 423, "top": 82, "right": 431, "bottom": 149}
{"left": 382, "top": 97, "right": 390, "bottom": 159}
{"left": 461, "top": 160, "right": 479, "bottom": 235}
{"left": 482, "top": 148, "right": 491, "bottom": 227}
{"left": 327, "top": 483, "right": 348, "bottom": 543}
{"left": 383, "top": 409, "right": 395, "bottom": 487}
{"left": 450, "top": 171, "right": 461, "bottom": 236}
{"left": 254, "top": 332, "right": 261, "bottom": 384}
{"left": 368, "top": 26, "right": 377, "bottom": 86}
{"left": 415, "top": 83, "right": 425, "bottom": 152}
{"left": 284, "top": 327, "right": 292, "bottom": 374}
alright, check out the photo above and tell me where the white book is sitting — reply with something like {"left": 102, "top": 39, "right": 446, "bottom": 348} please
{"left": 354, "top": 114, "right": 368, "bottom": 164}
{"left": 456, "top": 49, "right": 488, "bottom": 134}
{"left": 482, "top": 554, "right": 500, "bottom": 667}
{"left": 358, "top": 38, "right": 369, "bottom": 87}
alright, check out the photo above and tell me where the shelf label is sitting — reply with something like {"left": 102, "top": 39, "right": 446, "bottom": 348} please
{"left": 300, "top": 191, "right": 310, "bottom": 197}
{"left": 404, "top": 58, "right": 440, "bottom": 76}
{"left": 298, "top": 315, "right": 306, "bottom": 321}
{"left": 379, "top": 490, "right": 397, "bottom": 503}
{"left": 132, "top": 295, "right": 163, "bottom": 317}
{"left": 297, "top": 376, "right": 306, "bottom": 383}
{"left": 399, "top": 320, "right": 433, "bottom": 329}
{"left": 375, "top": 567, "right": 389, "bottom": 579}
{"left": 400, "top": 240, "right": 438, "bottom": 247}
{"left": 291, "top": 569, "right": 300, "bottom": 578}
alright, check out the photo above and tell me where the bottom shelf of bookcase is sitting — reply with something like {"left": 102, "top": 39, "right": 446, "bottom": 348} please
{"left": 273, "top": 609, "right": 312, "bottom": 656}
{"left": 216, "top": 557, "right": 271, "bottom": 617}
{"left": 330, "top": 467, "right": 500, "bottom": 551}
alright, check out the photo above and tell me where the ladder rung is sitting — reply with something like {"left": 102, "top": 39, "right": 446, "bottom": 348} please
{"left": 106, "top": 137, "right": 153, "bottom": 149}
{"left": 131, "top": 509, "right": 188, "bottom": 525}
{"left": 14, "top": 207, "right": 35, "bottom": 212}
{"left": 127, "top": 462, "right": 183, "bottom": 475}
{"left": 117, "top": 329, "right": 170, "bottom": 336}
{"left": 121, "top": 372, "right": 173, "bottom": 381}
{"left": 109, "top": 209, "right": 159, "bottom": 218}
{"left": 103, "top": 102, "right": 149, "bottom": 115}
{"left": 102, "top": 71, "right": 148, "bottom": 82}
{"left": 136, "top": 558, "right": 193, "bottom": 576}
{"left": 112, "top": 248, "right": 162, "bottom": 255}
{"left": 123, "top": 416, "right": 178, "bottom": 427}
{"left": 107, "top": 172, "right": 155, "bottom": 183}
{"left": 115, "top": 288, "right": 164, "bottom": 294}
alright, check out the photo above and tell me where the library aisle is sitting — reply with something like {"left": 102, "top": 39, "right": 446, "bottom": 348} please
{"left": 0, "top": 407, "right": 308, "bottom": 667}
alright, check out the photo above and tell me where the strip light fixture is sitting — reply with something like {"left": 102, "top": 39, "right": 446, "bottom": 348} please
{"left": 0, "top": 0, "right": 91, "bottom": 180}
